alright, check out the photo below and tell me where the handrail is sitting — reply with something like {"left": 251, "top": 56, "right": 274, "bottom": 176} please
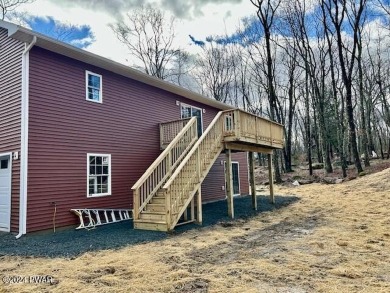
{"left": 161, "top": 109, "right": 284, "bottom": 230}
{"left": 163, "top": 112, "right": 223, "bottom": 189}
{"left": 159, "top": 117, "right": 191, "bottom": 127}
{"left": 131, "top": 117, "right": 198, "bottom": 220}
{"left": 162, "top": 112, "right": 225, "bottom": 229}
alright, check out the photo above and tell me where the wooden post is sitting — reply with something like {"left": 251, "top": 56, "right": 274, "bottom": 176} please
{"left": 167, "top": 151, "right": 172, "bottom": 175}
{"left": 226, "top": 149, "right": 234, "bottom": 218}
{"left": 191, "top": 197, "right": 195, "bottom": 222}
{"left": 196, "top": 187, "right": 202, "bottom": 224}
{"left": 133, "top": 189, "right": 140, "bottom": 220}
{"left": 268, "top": 153, "right": 274, "bottom": 204}
{"left": 233, "top": 110, "right": 241, "bottom": 139}
{"left": 159, "top": 123, "right": 163, "bottom": 149}
{"left": 165, "top": 189, "right": 171, "bottom": 228}
{"left": 249, "top": 152, "right": 257, "bottom": 210}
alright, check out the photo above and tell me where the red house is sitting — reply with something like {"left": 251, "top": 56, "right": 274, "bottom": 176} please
{"left": 0, "top": 20, "right": 283, "bottom": 235}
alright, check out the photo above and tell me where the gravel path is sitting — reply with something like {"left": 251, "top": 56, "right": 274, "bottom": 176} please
{"left": 0, "top": 195, "right": 298, "bottom": 258}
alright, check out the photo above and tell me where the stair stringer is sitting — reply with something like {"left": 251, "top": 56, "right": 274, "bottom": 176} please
{"left": 168, "top": 145, "right": 224, "bottom": 230}
{"left": 162, "top": 111, "right": 226, "bottom": 231}
{"left": 132, "top": 117, "right": 198, "bottom": 223}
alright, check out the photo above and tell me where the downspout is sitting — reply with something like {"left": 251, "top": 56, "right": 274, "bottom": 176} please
{"left": 16, "top": 36, "right": 37, "bottom": 239}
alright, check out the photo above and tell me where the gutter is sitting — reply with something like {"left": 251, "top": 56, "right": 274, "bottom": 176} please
{"left": 16, "top": 36, "right": 37, "bottom": 239}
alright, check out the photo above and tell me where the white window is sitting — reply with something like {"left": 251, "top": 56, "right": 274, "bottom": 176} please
{"left": 87, "top": 154, "right": 111, "bottom": 197}
{"left": 86, "top": 71, "right": 102, "bottom": 103}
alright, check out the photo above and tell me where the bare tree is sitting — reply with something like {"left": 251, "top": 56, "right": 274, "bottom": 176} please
{"left": 168, "top": 50, "right": 193, "bottom": 88}
{"left": 110, "top": 6, "right": 178, "bottom": 80}
{"left": 193, "top": 40, "right": 234, "bottom": 103}
{"left": 320, "top": 0, "right": 366, "bottom": 173}
{"left": 251, "top": 0, "right": 283, "bottom": 183}
{"left": 356, "top": 20, "right": 370, "bottom": 167}
{"left": 1, "top": 0, "right": 34, "bottom": 20}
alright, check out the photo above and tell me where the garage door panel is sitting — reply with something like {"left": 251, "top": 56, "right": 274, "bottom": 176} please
{"left": 0, "top": 155, "right": 11, "bottom": 232}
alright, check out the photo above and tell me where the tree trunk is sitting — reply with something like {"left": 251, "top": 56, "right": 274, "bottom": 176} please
{"left": 357, "top": 40, "right": 370, "bottom": 167}
{"left": 345, "top": 85, "right": 364, "bottom": 173}
{"left": 305, "top": 71, "right": 313, "bottom": 176}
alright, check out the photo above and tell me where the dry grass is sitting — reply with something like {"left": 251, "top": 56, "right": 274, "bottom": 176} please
{"left": 1, "top": 168, "right": 390, "bottom": 292}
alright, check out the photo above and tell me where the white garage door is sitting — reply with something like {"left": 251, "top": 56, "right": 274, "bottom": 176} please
{"left": 0, "top": 154, "right": 11, "bottom": 232}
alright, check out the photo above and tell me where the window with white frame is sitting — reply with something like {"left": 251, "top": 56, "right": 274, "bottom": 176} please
{"left": 86, "top": 71, "right": 102, "bottom": 103}
{"left": 87, "top": 154, "right": 111, "bottom": 197}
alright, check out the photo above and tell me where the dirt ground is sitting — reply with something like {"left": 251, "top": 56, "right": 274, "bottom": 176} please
{"left": 1, "top": 164, "right": 390, "bottom": 292}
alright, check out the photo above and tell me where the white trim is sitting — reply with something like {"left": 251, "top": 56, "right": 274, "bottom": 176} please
{"left": 87, "top": 153, "right": 111, "bottom": 197}
{"left": 247, "top": 152, "right": 251, "bottom": 195}
{"left": 223, "top": 161, "right": 241, "bottom": 196}
{"left": 17, "top": 36, "right": 36, "bottom": 239}
{"left": 0, "top": 152, "right": 12, "bottom": 232}
{"left": 85, "top": 70, "right": 103, "bottom": 104}
{"left": 180, "top": 103, "right": 204, "bottom": 134}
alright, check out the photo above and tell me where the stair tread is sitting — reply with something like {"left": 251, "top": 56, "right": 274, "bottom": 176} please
{"left": 141, "top": 211, "right": 166, "bottom": 215}
{"left": 134, "top": 219, "right": 167, "bottom": 224}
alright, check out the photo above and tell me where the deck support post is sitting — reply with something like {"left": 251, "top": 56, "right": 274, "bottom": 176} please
{"left": 226, "top": 149, "right": 234, "bottom": 218}
{"left": 196, "top": 187, "right": 202, "bottom": 224}
{"left": 133, "top": 189, "right": 140, "bottom": 220}
{"left": 191, "top": 197, "right": 195, "bottom": 221}
{"left": 249, "top": 152, "right": 257, "bottom": 210}
{"left": 268, "top": 153, "right": 275, "bottom": 204}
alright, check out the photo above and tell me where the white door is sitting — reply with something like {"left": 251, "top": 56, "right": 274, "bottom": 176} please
{"left": 0, "top": 154, "right": 11, "bottom": 232}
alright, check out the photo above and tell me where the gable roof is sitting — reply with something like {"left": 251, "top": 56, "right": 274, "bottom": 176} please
{"left": 0, "top": 20, "right": 233, "bottom": 111}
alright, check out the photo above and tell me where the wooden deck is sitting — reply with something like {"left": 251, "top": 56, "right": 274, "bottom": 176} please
{"left": 132, "top": 109, "right": 284, "bottom": 231}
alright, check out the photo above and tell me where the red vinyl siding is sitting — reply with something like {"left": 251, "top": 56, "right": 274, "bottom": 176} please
{"left": 0, "top": 29, "right": 23, "bottom": 232}
{"left": 27, "top": 47, "right": 251, "bottom": 232}
{"left": 202, "top": 152, "right": 250, "bottom": 203}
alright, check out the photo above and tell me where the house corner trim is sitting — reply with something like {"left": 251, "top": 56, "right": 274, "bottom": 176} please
{"left": 16, "top": 36, "right": 36, "bottom": 239}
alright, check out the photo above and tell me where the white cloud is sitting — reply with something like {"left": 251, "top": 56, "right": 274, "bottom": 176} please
{"left": 14, "top": 0, "right": 256, "bottom": 64}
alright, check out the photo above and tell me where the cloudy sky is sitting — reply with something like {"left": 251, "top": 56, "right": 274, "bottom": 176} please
{"left": 11, "top": 0, "right": 257, "bottom": 65}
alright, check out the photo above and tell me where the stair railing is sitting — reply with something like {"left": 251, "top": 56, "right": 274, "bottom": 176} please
{"left": 162, "top": 112, "right": 226, "bottom": 229}
{"left": 131, "top": 117, "right": 198, "bottom": 220}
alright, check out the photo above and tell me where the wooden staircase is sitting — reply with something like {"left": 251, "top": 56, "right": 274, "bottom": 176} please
{"left": 135, "top": 190, "right": 168, "bottom": 231}
{"left": 131, "top": 117, "right": 199, "bottom": 231}
{"left": 132, "top": 110, "right": 284, "bottom": 232}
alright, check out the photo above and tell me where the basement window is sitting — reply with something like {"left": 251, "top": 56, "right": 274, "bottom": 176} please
{"left": 87, "top": 154, "right": 111, "bottom": 197}
{"left": 86, "top": 71, "right": 102, "bottom": 103}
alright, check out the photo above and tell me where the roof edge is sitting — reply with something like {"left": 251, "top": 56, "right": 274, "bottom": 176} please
{"left": 0, "top": 20, "right": 234, "bottom": 111}
{"left": 0, "top": 20, "right": 19, "bottom": 37}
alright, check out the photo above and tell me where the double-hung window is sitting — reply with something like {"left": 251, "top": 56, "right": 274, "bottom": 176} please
{"left": 87, "top": 154, "right": 111, "bottom": 197}
{"left": 86, "top": 71, "right": 102, "bottom": 103}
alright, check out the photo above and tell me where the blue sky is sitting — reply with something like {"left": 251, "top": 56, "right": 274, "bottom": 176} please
{"left": 25, "top": 16, "right": 94, "bottom": 48}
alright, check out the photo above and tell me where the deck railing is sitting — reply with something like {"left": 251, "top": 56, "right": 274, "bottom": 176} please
{"left": 162, "top": 112, "right": 225, "bottom": 229}
{"left": 159, "top": 118, "right": 191, "bottom": 149}
{"left": 132, "top": 117, "right": 198, "bottom": 220}
{"left": 222, "top": 109, "right": 284, "bottom": 148}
